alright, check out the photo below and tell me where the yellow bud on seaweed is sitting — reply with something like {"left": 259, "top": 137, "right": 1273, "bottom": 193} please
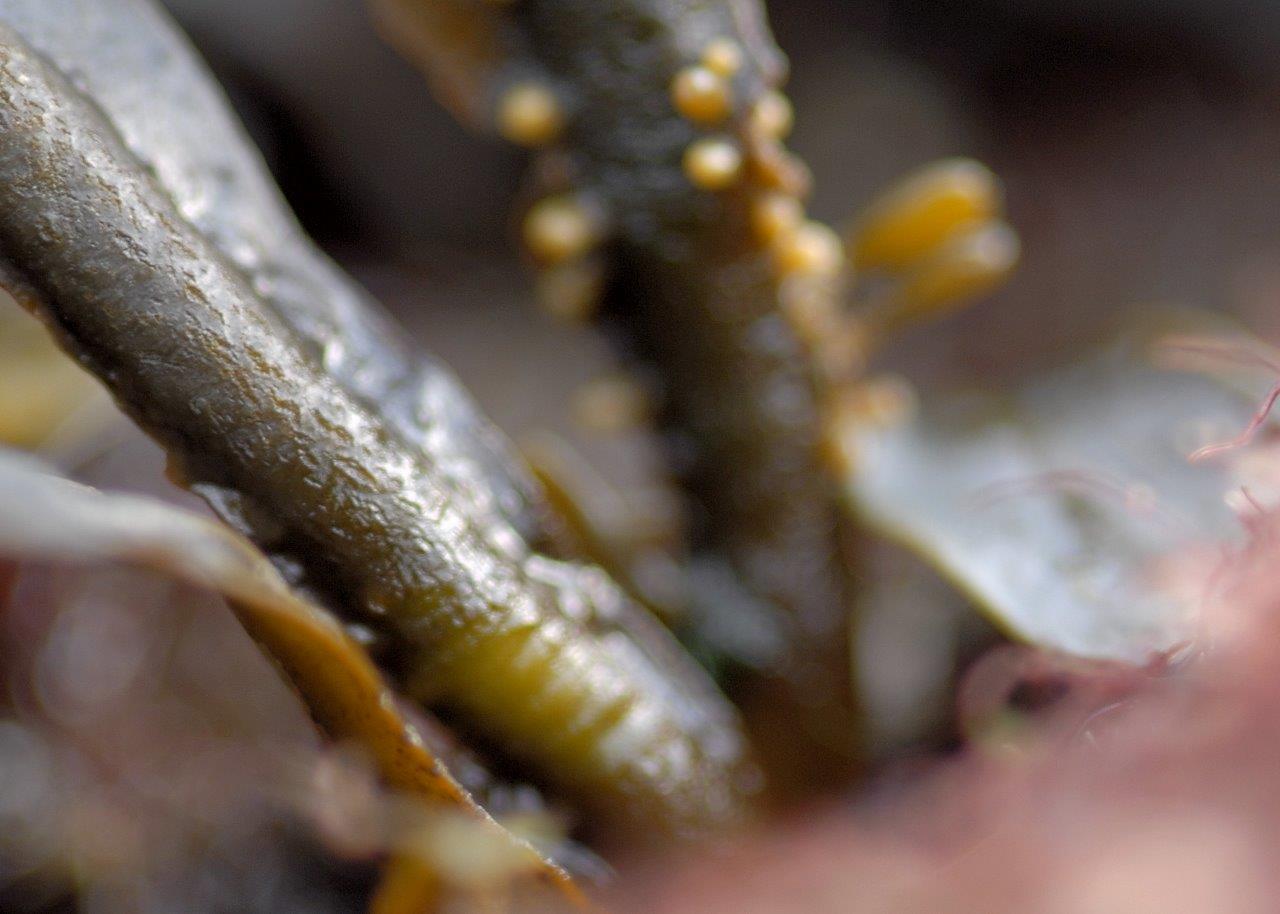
{"left": 750, "top": 90, "right": 794, "bottom": 141}
{"left": 683, "top": 138, "right": 744, "bottom": 190}
{"left": 774, "top": 220, "right": 845, "bottom": 277}
{"left": 497, "top": 82, "right": 565, "bottom": 147}
{"left": 850, "top": 158, "right": 1004, "bottom": 272}
{"left": 523, "top": 196, "right": 602, "bottom": 265}
{"left": 672, "top": 66, "right": 733, "bottom": 125}
{"left": 702, "top": 38, "right": 744, "bottom": 78}
{"left": 884, "top": 222, "right": 1020, "bottom": 328}
{"left": 751, "top": 192, "right": 805, "bottom": 243}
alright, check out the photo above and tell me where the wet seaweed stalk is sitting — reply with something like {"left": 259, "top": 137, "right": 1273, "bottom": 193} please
{"left": 375, "top": 0, "right": 1018, "bottom": 790}
{"left": 374, "top": 0, "right": 863, "bottom": 790}
{"left": 0, "top": 22, "right": 756, "bottom": 843}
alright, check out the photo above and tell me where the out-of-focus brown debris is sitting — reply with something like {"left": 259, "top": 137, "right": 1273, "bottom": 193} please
{"left": 624, "top": 511, "right": 1280, "bottom": 914}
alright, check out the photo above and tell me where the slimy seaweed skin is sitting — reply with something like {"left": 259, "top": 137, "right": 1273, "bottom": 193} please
{"left": 379, "top": 0, "right": 864, "bottom": 775}
{"left": 0, "top": 20, "right": 756, "bottom": 842}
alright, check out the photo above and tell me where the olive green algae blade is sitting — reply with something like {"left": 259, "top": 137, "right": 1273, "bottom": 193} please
{"left": 846, "top": 317, "right": 1271, "bottom": 663}
{"left": 0, "top": 0, "right": 544, "bottom": 546}
{"left": 0, "top": 22, "right": 754, "bottom": 840}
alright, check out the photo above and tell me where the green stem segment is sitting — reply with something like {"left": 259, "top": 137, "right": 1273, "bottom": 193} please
{"left": 383, "top": 0, "right": 863, "bottom": 787}
{"left": 0, "top": 23, "right": 754, "bottom": 840}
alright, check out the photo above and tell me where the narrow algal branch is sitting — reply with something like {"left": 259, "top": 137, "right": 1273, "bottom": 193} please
{"left": 377, "top": 0, "right": 1018, "bottom": 791}
{"left": 377, "top": 0, "right": 864, "bottom": 789}
{"left": 0, "top": 21, "right": 756, "bottom": 842}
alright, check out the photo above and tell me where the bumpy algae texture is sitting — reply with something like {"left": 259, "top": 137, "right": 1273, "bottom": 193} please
{"left": 0, "top": 3, "right": 756, "bottom": 843}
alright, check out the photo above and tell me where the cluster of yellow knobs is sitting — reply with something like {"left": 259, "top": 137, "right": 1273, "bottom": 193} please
{"left": 482, "top": 29, "right": 1019, "bottom": 469}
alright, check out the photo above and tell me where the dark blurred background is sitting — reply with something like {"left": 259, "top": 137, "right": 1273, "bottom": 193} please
{"left": 157, "top": 0, "right": 1280, "bottom": 387}
{"left": 152, "top": 0, "right": 1280, "bottom": 393}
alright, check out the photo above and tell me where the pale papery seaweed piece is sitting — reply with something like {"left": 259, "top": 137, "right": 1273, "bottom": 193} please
{"left": 1153, "top": 335, "right": 1280, "bottom": 462}
{"left": 0, "top": 447, "right": 585, "bottom": 909}
{"left": 846, "top": 318, "right": 1277, "bottom": 662}
{"left": 0, "top": 21, "right": 755, "bottom": 844}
